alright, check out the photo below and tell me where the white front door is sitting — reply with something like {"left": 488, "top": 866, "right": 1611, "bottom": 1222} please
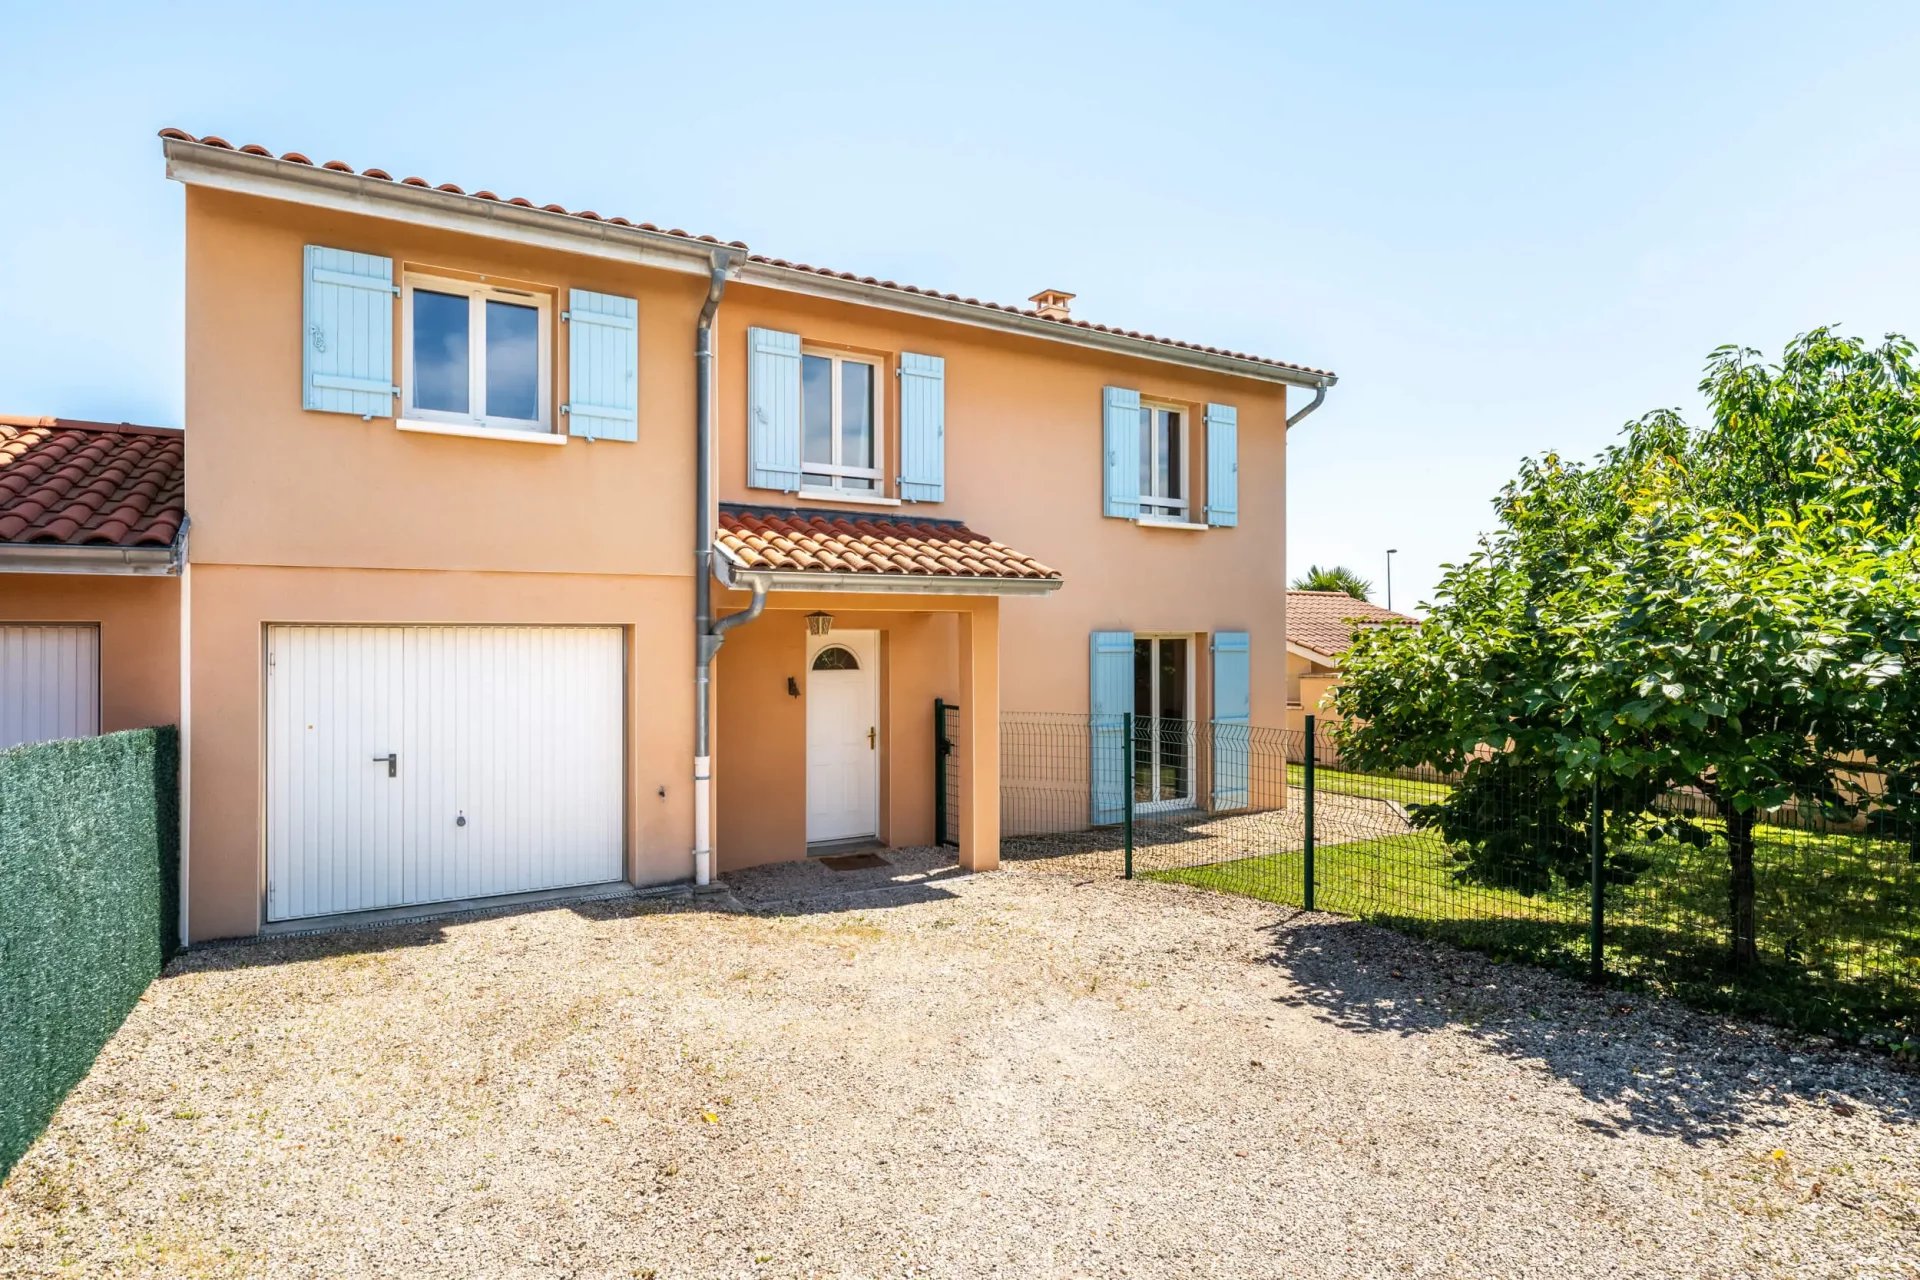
{"left": 266, "top": 625, "right": 625, "bottom": 922}
{"left": 806, "top": 629, "right": 879, "bottom": 844}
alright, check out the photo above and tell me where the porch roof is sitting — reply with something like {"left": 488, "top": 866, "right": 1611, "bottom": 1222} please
{"left": 716, "top": 503, "right": 1062, "bottom": 597}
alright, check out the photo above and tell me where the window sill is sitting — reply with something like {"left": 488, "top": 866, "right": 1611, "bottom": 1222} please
{"left": 397, "top": 418, "right": 566, "bottom": 446}
{"left": 798, "top": 487, "right": 902, "bottom": 508}
{"left": 1133, "top": 517, "right": 1209, "bottom": 531}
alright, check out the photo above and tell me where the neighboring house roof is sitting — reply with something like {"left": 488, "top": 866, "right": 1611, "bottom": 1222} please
{"left": 716, "top": 504, "right": 1061, "bottom": 595}
{"left": 0, "top": 417, "right": 186, "bottom": 567}
{"left": 1286, "top": 590, "right": 1416, "bottom": 661}
{"left": 158, "top": 130, "right": 1336, "bottom": 388}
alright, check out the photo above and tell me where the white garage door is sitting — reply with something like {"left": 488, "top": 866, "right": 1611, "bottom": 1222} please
{"left": 266, "top": 625, "right": 625, "bottom": 922}
{"left": 0, "top": 624, "right": 100, "bottom": 750}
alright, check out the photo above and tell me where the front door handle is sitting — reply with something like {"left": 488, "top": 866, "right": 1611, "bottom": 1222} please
{"left": 372, "top": 752, "right": 398, "bottom": 778}
{"left": 868, "top": 726, "right": 876, "bottom": 751}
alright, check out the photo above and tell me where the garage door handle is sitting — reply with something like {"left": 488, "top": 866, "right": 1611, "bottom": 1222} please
{"left": 372, "top": 752, "right": 398, "bottom": 778}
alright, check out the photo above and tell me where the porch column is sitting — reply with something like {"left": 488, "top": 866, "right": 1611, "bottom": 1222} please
{"left": 957, "top": 598, "right": 1001, "bottom": 872}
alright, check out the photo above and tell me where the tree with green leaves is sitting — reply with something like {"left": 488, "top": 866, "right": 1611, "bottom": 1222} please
{"left": 1332, "top": 329, "right": 1920, "bottom": 969}
{"left": 1292, "top": 564, "right": 1375, "bottom": 600}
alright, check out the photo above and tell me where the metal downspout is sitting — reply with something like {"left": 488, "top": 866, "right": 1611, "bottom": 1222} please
{"left": 693, "top": 248, "right": 738, "bottom": 887}
{"left": 1285, "top": 383, "right": 1329, "bottom": 428}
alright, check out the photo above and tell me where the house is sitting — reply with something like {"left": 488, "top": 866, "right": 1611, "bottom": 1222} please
{"left": 0, "top": 417, "right": 184, "bottom": 749}
{"left": 1284, "top": 589, "right": 1415, "bottom": 738}
{"left": 159, "top": 129, "right": 1336, "bottom": 942}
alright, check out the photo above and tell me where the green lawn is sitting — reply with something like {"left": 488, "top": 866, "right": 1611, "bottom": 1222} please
{"left": 1152, "top": 820, "right": 1919, "bottom": 1045}
{"left": 1286, "top": 763, "right": 1454, "bottom": 806}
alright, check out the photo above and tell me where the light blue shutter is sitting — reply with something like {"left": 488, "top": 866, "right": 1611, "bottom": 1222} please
{"left": 748, "top": 327, "right": 802, "bottom": 491}
{"left": 564, "top": 289, "right": 638, "bottom": 441}
{"left": 1102, "top": 386, "right": 1141, "bottom": 518}
{"left": 898, "top": 352, "right": 945, "bottom": 502}
{"left": 302, "top": 246, "right": 395, "bottom": 417}
{"left": 1090, "top": 630, "right": 1135, "bottom": 824}
{"left": 1205, "top": 403, "right": 1238, "bottom": 527}
{"left": 1211, "top": 630, "right": 1251, "bottom": 810}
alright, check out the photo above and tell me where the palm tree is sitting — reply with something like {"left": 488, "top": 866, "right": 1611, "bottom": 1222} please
{"left": 1291, "top": 564, "right": 1373, "bottom": 600}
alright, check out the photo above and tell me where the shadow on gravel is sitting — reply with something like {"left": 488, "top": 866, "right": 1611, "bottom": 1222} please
{"left": 1261, "top": 914, "right": 1918, "bottom": 1144}
{"left": 722, "top": 845, "right": 971, "bottom": 915}
{"left": 167, "top": 921, "right": 454, "bottom": 974}
{"left": 735, "top": 882, "right": 967, "bottom": 917}
{"left": 166, "top": 893, "right": 687, "bottom": 975}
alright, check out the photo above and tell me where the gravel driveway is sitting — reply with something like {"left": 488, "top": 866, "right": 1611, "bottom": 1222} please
{"left": 2, "top": 853, "right": 1916, "bottom": 1279}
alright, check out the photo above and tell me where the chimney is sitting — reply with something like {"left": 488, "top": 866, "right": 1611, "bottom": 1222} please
{"left": 1028, "top": 288, "right": 1075, "bottom": 322}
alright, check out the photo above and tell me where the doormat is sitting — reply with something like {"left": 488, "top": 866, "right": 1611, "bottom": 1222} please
{"left": 819, "top": 853, "right": 890, "bottom": 871}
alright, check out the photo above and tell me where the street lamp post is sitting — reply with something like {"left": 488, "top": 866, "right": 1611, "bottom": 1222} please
{"left": 1386, "top": 548, "right": 1399, "bottom": 612}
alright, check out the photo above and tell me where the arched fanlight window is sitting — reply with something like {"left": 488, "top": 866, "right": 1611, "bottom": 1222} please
{"left": 811, "top": 646, "right": 861, "bottom": 672}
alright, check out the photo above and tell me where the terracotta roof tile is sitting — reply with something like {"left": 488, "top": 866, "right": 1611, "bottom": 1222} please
{"left": 159, "top": 129, "right": 1333, "bottom": 380}
{"left": 1287, "top": 590, "right": 1416, "bottom": 660}
{"left": 717, "top": 504, "right": 1059, "bottom": 584}
{"left": 0, "top": 416, "right": 185, "bottom": 549}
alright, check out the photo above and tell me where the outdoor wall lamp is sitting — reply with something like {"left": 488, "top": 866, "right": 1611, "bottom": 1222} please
{"left": 788, "top": 676, "right": 801, "bottom": 698}
{"left": 806, "top": 611, "right": 834, "bottom": 637}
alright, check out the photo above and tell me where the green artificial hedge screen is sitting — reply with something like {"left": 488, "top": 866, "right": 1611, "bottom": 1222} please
{"left": 1, "top": 726, "right": 178, "bottom": 1178}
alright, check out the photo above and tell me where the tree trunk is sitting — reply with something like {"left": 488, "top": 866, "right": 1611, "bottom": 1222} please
{"left": 1724, "top": 805, "right": 1760, "bottom": 970}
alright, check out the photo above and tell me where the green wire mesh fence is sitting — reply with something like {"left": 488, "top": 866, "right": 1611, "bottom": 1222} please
{"left": 969, "top": 705, "right": 1918, "bottom": 1046}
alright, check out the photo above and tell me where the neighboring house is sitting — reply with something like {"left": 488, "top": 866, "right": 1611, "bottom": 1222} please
{"left": 1284, "top": 589, "right": 1416, "bottom": 738}
{"left": 0, "top": 417, "right": 184, "bottom": 749}
{"left": 159, "top": 129, "right": 1336, "bottom": 942}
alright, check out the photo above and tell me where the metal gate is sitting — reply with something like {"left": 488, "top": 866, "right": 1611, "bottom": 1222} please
{"left": 935, "top": 698, "right": 960, "bottom": 845}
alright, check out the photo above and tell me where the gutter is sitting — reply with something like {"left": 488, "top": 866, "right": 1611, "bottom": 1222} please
{"left": 164, "top": 139, "right": 1337, "bottom": 390}
{"left": 164, "top": 141, "right": 730, "bottom": 279}
{"left": 0, "top": 520, "right": 187, "bottom": 576}
{"left": 735, "top": 258, "right": 1337, "bottom": 390}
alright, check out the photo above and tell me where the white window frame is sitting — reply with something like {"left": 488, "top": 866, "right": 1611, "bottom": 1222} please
{"left": 401, "top": 273, "right": 554, "bottom": 434}
{"left": 1134, "top": 632, "right": 1197, "bottom": 812}
{"left": 799, "top": 347, "right": 886, "bottom": 497}
{"left": 1137, "top": 399, "right": 1190, "bottom": 522}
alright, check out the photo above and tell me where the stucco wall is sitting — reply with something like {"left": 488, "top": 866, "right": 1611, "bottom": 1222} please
{"left": 179, "top": 182, "right": 1296, "bottom": 930}
{"left": 713, "top": 602, "right": 965, "bottom": 868}
{"left": 1286, "top": 668, "right": 1341, "bottom": 741}
{"left": 182, "top": 563, "right": 692, "bottom": 941}
{"left": 0, "top": 575, "right": 179, "bottom": 732}
{"left": 183, "top": 187, "right": 701, "bottom": 577}
{"left": 712, "top": 285, "right": 1293, "bottom": 724}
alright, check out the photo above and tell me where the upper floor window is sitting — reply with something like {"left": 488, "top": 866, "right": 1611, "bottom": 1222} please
{"left": 801, "top": 349, "right": 883, "bottom": 494}
{"left": 1137, "top": 402, "right": 1187, "bottom": 521}
{"left": 403, "top": 275, "right": 552, "bottom": 433}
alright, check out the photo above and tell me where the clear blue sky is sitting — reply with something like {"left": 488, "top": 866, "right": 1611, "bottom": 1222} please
{"left": 4, "top": 1, "right": 1918, "bottom": 610}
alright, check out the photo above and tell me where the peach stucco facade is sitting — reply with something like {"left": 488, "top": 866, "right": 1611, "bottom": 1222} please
{"left": 710, "top": 286, "right": 1293, "bottom": 719}
{"left": 170, "top": 146, "right": 1321, "bottom": 940}
{"left": 0, "top": 575, "right": 179, "bottom": 733}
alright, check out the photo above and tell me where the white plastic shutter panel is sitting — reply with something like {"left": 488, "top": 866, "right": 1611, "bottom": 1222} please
{"left": 266, "top": 626, "right": 624, "bottom": 922}
{"left": 747, "top": 327, "right": 803, "bottom": 491}
{"left": 565, "top": 289, "right": 639, "bottom": 441}
{"left": 1090, "top": 630, "right": 1134, "bottom": 824}
{"left": 1205, "top": 403, "right": 1239, "bottom": 527}
{"left": 897, "top": 352, "right": 946, "bottom": 502}
{"left": 1211, "top": 631, "right": 1251, "bottom": 810}
{"left": 1102, "top": 386, "right": 1141, "bottom": 518}
{"left": 0, "top": 624, "right": 100, "bottom": 749}
{"left": 303, "top": 246, "right": 396, "bottom": 416}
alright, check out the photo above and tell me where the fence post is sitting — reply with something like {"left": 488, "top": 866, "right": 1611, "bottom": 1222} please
{"left": 1303, "top": 714, "right": 1317, "bottom": 912}
{"left": 1123, "top": 710, "right": 1135, "bottom": 880}
{"left": 1588, "top": 774, "right": 1604, "bottom": 984}
{"left": 933, "top": 698, "right": 947, "bottom": 848}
